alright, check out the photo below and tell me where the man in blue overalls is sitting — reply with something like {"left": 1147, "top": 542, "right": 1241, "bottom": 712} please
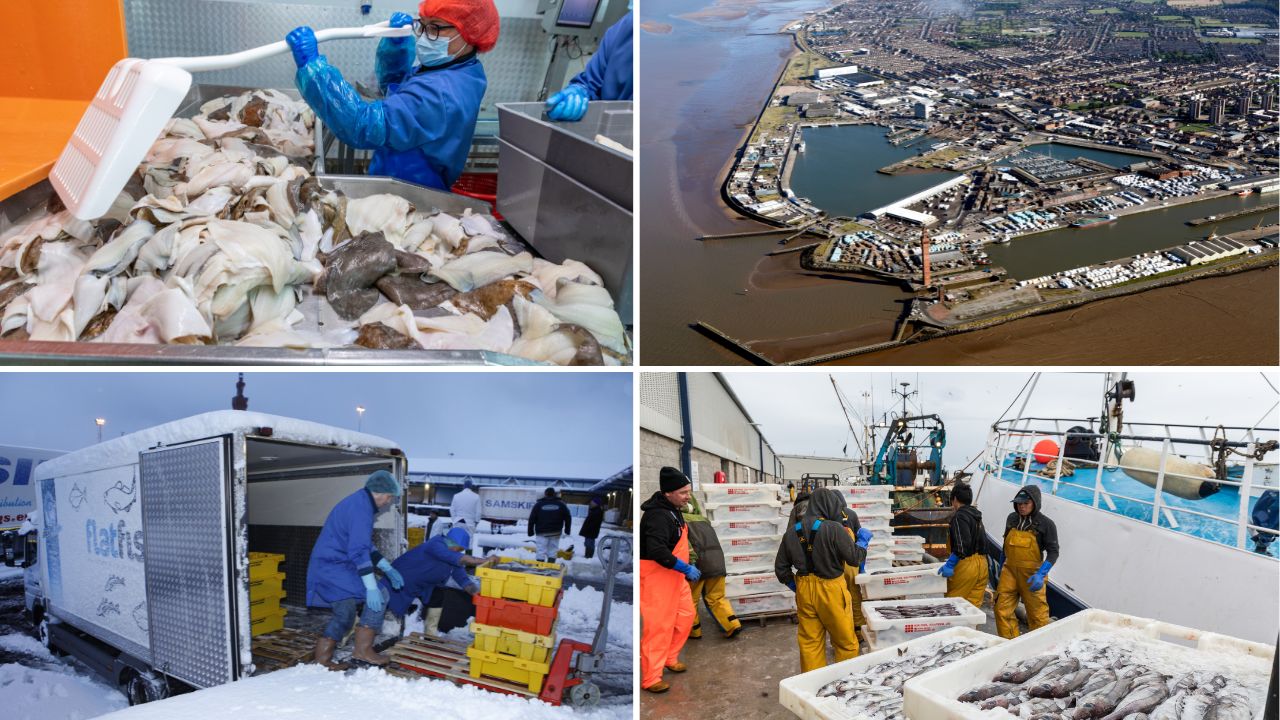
{"left": 379, "top": 527, "right": 496, "bottom": 637}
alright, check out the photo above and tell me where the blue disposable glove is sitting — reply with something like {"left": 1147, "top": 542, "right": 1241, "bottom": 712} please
{"left": 361, "top": 573, "right": 384, "bottom": 612}
{"left": 546, "top": 84, "right": 590, "bottom": 122}
{"left": 1027, "top": 561, "right": 1052, "bottom": 592}
{"left": 672, "top": 559, "right": 701, "bottom": 582}
{"left": 286, "top": 27, "right": 319, "bottom": 69}
{"left": 787, "top": 581, "right": 797, "bottom": 592}
{"left": 377, "top": 558, "right": 403, "bottom": 590}
{"left": 388, "top": 11, "right": 414, "bottom": 38}
{"left": 855, "top": 528, "right": 873, "bottom": 548}
{"left": 939, "top": 553, "right": 960, "bottom": 578}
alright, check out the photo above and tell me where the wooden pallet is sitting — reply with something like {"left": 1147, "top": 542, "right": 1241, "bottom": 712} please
{"left": 251, "top": 628, "right": 320, "bottom": 672}
{"left": 738, "top": 609, "right": 799, "bottom": 628}
{"left": 386, "top": 633, "right": 540, "bottom": 698}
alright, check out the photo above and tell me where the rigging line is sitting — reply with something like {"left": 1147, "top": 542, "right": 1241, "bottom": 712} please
{"left": 994, "top": 374, "right": 1036, "bottom": 427}
{"left": 1262, "top": 372, "right": 1278, "bottom": 396}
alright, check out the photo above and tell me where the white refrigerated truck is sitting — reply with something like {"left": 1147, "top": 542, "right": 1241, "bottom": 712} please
{"left": 0, "top": 444, "right": 66, "bottom": 531}
{"left": 4, "top": 410, "right": 407, "bottom": 705}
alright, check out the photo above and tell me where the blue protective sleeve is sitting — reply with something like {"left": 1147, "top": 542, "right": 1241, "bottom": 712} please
{"left": 375, "top": 37, "right": 415, "bottom": 96}
{"left": 567, "top": 11, "right": 633, "bottom": 101}
{"left": 295, "top": 57, "right": 388, "bottom": 149}
{"left": 451, "top": 564, "right": 473, "bottom": 590}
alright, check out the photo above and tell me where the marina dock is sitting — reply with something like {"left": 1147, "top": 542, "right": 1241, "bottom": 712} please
{"left": 1188, "top": 203, "right": 1277, "bottom": 226}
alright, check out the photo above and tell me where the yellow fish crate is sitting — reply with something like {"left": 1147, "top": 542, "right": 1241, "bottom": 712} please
{"left": 468, "top": 619, "right": 558, "bottom": 664}
{"left": 248, "top": 571, "right": 285, "bottom": 600}
{"left": 465, "top": 642, "right": 552, "bottom": 693}
{"left": 248, "top": 552, "right": 285, "bottom": 579}
{"left": 407, "top": 527, "right": 425, "bottom": 549}
{"left": 249, "top": 589, "right": 287, "bottom": 621}
{"left": 476, "top": 557, "right": 566, "bottom": 608}
{"left": 251, "top": 607, "right": 287, "bottom": 636}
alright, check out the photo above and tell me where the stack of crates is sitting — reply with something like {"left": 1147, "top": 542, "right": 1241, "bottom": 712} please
{"left": 467, "top": 557, "right": 567, "bottom": 692}
{"left": 248, "top": 552, "right": 287, "bottom": 636}
{"left": 701, "top": 484, "right": 794, "bottom": 619}
{"left": 407, "top": 527, "right": 426, "bottom": 549}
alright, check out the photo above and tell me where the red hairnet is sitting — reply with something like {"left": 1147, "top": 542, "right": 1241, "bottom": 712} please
{"left": 419, "top": 0, "right": 500, "bottom": 53}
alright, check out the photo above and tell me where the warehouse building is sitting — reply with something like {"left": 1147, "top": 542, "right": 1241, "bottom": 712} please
{"left": 639, "top": 372, "right": 782, "bottom": 499}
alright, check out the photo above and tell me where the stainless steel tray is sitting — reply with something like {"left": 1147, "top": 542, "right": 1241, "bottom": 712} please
{"left": 0, "top": 85, "right": 557, "bottom": 366}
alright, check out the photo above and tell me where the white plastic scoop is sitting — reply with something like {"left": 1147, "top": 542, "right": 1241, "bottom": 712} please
{"left": 51, "top": 22, "right": 411, "bottom": 220}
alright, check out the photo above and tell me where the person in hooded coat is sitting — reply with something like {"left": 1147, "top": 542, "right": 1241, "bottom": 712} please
{"left": 775, "top": 487, "right": 870, "bottom": 673}
{"left": 306, "top": 470, "right": 405, "bottom": 668}
{"left": 681, "top": 493, "right": 742, "bottom": 640}
{"left": 378, "top": 527, "right": 495, "bottom": 637}
{"left": 938, "top": 482, "right": 988, "bottom": 610}
{"left": 639, "top": 467, "right": 700, "bottom": 693}
{"left": 994, "top": 485, "right": 1059, "bottom": 638}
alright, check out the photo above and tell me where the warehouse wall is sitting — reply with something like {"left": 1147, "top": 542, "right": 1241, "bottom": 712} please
{"left": 777, "top": 454, "right": 867, "bottom": 485}
{"left": 637, "top": 429, "right": 770, "bottom": 501}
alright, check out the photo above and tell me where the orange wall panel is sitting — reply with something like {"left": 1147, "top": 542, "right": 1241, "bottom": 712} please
{"left": 0, "top": 0, "right": 128, "bottom": 100}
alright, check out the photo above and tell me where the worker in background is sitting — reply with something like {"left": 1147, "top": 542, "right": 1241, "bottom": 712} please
{"left": 994, "top": 486, "right": 1059, "bottom": 639}
{"left": 528, "top": 488, "right": 573, "bottom": 562}
{"left": 938, "top": 483, "right": 988, "bottom": 609}
{"left": 682, "top": 493, "right": 742, "bottom": 640}
{"left": 1252, "top": 490, "right": 1278, "bottom": 555}
{"left": 580, "top": 496, "right": 605, "bottom": 559}
{"left": 449, "top": 479, "right": 481, "bottom": 552}
{"left": 776, "top": 488, "right": 870, "bottom": 673}
{"left": 425, "top": 508, "right": 442, "bottom": 538}
{"left": 639, "top": 467, "right": 699, "bottom": 693}
{"left": 284, "top": 0, "right": 499, "bottom": 191}
{"left": 545, "top": 11, "right": 633, "bottom": 121}
{"left": 379, "top": 527, "right": 496, "bottom": 637}
{"left": 788, "top": 482, "right": 796, "bottom": 503}
{"left": 306, "top": 470, "right": 405, "bottom": 668}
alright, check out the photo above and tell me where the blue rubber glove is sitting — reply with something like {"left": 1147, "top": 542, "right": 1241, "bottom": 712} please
{"left": 546, "top": 84, "right": 590, "bottom": 122}
{"left": 388, "top": 12, "right": 414, "bottom": 38}
{"left": 361, "top": 573, "right": 384, "bottom": 612}
{"left": 672, "top": 559, "right": 701, "bottom": 582}
{"left": 787, "top": 581, "right": 797, "bottom": 592}
{"left": 939, "top": 553, "right": 960, "bottom": 578}
{"left": 286, "top": 27, "right": 319, "bottom": 69}
{"left": 377, "top": 558, "right": 403, "bottom": 590}
{"left": 855, "top": 528, "right": 873, "bottom": 549}
{"left": 1027, "top": 561, "right": 1052, "bottom": 592}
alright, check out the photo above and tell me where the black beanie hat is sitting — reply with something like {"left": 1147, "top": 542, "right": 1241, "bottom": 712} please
{"left": 660, "top": 467, "right": 691, "bottom": 493}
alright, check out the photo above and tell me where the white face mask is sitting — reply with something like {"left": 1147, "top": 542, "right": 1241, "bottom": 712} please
{"left": 416, "top": 33, "right": 457, "bottom": 67}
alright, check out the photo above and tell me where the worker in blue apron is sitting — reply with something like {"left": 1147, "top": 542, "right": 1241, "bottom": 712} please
{"left": 378, "top": 527, "right": 495, "bottom": 637}
{"left": 284, "top": 0, "right": 499, "bottom": 191}
{"left": 545, "top": 11, "right": 633, "bottom": 121}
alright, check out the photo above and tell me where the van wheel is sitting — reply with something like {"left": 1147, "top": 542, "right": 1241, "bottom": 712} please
{"left": 123, "top": 670, "right": 169, "bottom": 706}
{"left": 37, "top": 617, "right": 60, "bottom": 656}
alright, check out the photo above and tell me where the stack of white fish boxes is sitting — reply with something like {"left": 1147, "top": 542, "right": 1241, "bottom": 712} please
{"left": 834, "top": 485, "right": 897, "bottom": 572}
{"left": 701, "top": 484, "right": 793, "bottom": 619}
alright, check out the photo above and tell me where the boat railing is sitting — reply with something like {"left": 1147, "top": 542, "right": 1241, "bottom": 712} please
{"left": 982, "top": 418, "right": 1278, "bottom": 555}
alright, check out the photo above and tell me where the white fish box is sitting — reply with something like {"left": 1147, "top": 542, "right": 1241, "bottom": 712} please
{"left": 710, "top": 517, "right": 789, "bottom": 538}
{"left": 868, "top": 535, "right": 925, "bottom": 553}
{"left": 724, "top": 570, "right": 789, "bottom": 598}
{"left": 778, "top": 626, "right": 1006, "bottom": 720}
{"left": 729, "top": 590, "right": 796, "bottom": 617}
{"left": 847, "top": 498, "right": 894, "bottom": 517}
{"left": 703, "top": 499, "right": 783, "bottom": 523}
{"left": 863, "top": 550, "right": 895, "bottom": 573}
{"left": 723, "top": 550, "right": 778, "bottom": 574}
{"left": 833, "top": 485, "right": 893, "bottom": 502}
{"left": 720, "top": 533, "right": 783, "bottom": 556}
{"left": 887, "top": 535, "right": 926, "bottom": 549}
{"left": 857, "top": 512, "right": 893, "bottom": 531}
{"left": 862, "top": 597, "right": 985, "bottom": 652}
{"left": 856, "top": 566, "right": 948, "bottom": 600}
{"left": 889, "top": 548, "right": 924, "bottom": 562}
{"left": 902, "top": 609, "right": 1275, "bottom": 720}
{"left": 701, "top": 483, "right": 781, "bottom": 504}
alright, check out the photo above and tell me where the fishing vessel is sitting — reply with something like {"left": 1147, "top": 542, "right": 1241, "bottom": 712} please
{"left": 1237, "top": 189, "right": 1254, "bottom": 196}
{"left": 1070, "top": 214, "right": 1117, "bottom": 228}
{"left": 972, "top": 372, "right": 1278, "bottom": 644}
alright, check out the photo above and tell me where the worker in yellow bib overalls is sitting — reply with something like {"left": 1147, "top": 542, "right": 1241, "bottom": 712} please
{"left": 938, "top": 482, "right": 988, "bottom": 610}
{"left": 994, "top": 485, "right": 1058, "bottom": 639}
{"left": 775, "top": 488, "right": 869, "bottom": 673}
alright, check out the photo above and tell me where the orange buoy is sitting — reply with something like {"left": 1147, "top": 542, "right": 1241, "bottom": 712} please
{"left": 1033, "top": 439, "right": 1059, "bottom": 464}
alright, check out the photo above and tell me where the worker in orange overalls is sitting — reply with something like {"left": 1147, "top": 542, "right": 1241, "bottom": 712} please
{"left": 994, "top": 485, "right": 1059, "bottom": 638}
{"left": 639, "top": 467, "right": 700, "bottom": 693}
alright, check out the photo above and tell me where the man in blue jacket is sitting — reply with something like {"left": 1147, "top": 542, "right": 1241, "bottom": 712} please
{"left": 285, "top": 0, "right": 499, "bottom": 191}
{"left": 545, "top": 11, "right": 633, "bottom": 121}
{"left": 527, "top": 488, "right": 573, "bottom": 562}
{"left": 379, "top": 527, "right": 496, "bottom": 637}
{"left": 306, "top": 470, "right": 405, "bottom": 668}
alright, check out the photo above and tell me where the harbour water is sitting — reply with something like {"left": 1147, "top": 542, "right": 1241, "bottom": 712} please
{"left": 639, "top": 0, "right": 1277, "bottom": 366}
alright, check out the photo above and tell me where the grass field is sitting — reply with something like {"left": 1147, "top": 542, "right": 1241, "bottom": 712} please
{"left": 1177, "top": 124, "right": 1212, "bottom": 132}
{"left": 750, "top": 106, "right": 798, "bottom": 144}
{"left": 1088, "top": 8, "right": 1123, "bottom": 14}
{"left": 1114, "top": 31, "right": 1151, "bottom": 37}
{"left": 975, "top": 10, "right": 1006, "bottom": 15}
{"left": 1156, "top": 15, "right": 1187, "bottom": 19}
{"left": 781, "top": 48, "right": 843, "bottom": 85}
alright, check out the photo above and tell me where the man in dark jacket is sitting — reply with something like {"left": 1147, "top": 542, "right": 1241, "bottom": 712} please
{"left": 579, "top": 496, "right": 605, "bottom": 559}
{"left": 776, "top": 488, "right": 870, "bottom": 672}
{"left": 938, "top": 483, "right": 988, "bottom": 609}
{"left": 639, "top": 467, "right": 700, "bottom": 693}
{"left": 527, "top": 488, "right": 573, "bottom": 562}
{"left": 994, "top": 485, "right": 1059, "bottom": 638}
{"left": 682, "top": 493, "right": 742, "bottom": 639}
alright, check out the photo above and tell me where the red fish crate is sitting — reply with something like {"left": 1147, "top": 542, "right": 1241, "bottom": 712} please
{"left": 472, "top": 590, "right": 562, "bottom": 636}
